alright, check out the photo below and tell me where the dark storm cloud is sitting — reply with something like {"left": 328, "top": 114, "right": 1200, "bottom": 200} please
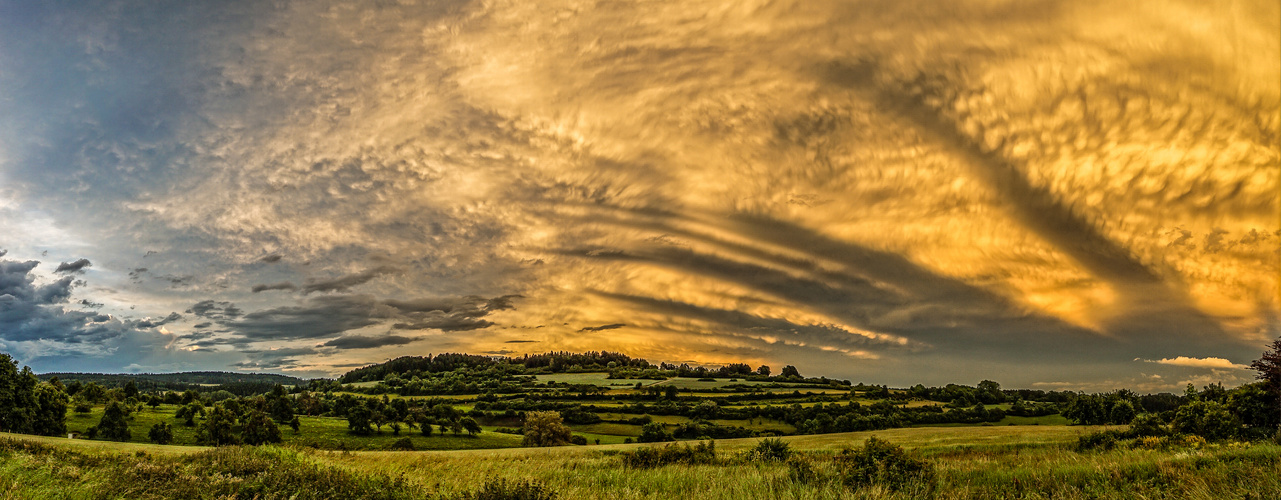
{"left": 251, "top": 282, "right": 297, "bottom": 293}
{"left": 188, "top": 293, "right": 520, "bottom": 347}
{"left": 385, "top": 294, "right": 521, "bottom": 332}
{"left": 580, "top": 323, "right": 626, "bottom": 332}
{"left": 222, "top": 295, "right": 392, "bottom": 341}
{"left": 261, "top": 254, "right": 283, "bottom": 263}
{"left": 0, "top": 258, "right": 137, "bottom": 344}
{"left": 301, "top": 266, "right": 394, "bottom": 294}
{"left": 322, "top": 334, "right": 415, "bottom": 350}
{"left": 53, "top": 258, "right": 92, "bottom": 274}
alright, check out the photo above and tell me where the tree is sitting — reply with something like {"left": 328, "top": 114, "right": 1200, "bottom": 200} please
{"left": 1173, "top": 400, "right": 1239, "bottom": 441}
{"left": 638, "top": 422, "right": 673, "bottom": 443}
{"left": 0, "top": 353, "right": 39, "bottom": 434}
{"left": 460, "top": 417, "right": 482, "bottom": 436}
{"left": 289, "top": 415, "right": 301, "bottom": 434}
{"left": 241, "top": 410, "right": 283, "bottom": 445}
{"left": 148, "top": 422, "right": 174, "bottom": 445}
{"left": 1109, "top": 400, "right": 1136, "bottom": 425}
{"left": 780, "top": 365, "right": 801, "bottom": 379}
{"left": 32, "top": 383, "right": 68, "bottom": 436}
{"left": 1251, "top": 337, "right": 1281, "bottom": 401}
{"left": 198, "top": 405, "right": 240, "bottom": 446}
{"left": 347, "top": 405, "right": 374, "bottom": 436}
{"left": 522, "top": 411, "right": 572, "bottom": 447}
{"left": 757, "top": 365, "right": 771, "bottom": 377}
{"left": 122, "top": 380, "right": 139, "bottom": 400}
{"left": 98, "top": 401, "right": 132, "bottom": 442}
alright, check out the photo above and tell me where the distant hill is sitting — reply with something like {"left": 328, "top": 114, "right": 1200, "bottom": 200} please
{"left": 38, "top": 371, "right": 305, "bottom": 392}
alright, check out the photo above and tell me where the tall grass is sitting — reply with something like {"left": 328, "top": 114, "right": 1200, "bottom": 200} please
{"left": 2, "top": 427, "right": 1279, "bottom": 499}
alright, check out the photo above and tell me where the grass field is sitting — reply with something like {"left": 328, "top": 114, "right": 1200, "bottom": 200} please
{"left": 4, "top": 426, "right": 1278, "bottom": 499}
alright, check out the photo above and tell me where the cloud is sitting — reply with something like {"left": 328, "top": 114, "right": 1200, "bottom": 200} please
{"left": 301, "top": 266, "right": 394, "bottom": 294}
{"left": 261, "top": 254, "right": 283, "bottom": 263}
{"left": 322, "top": 334, "right": 416, "bottom": 350}
{"left": 0, "top": 258, "right": 141, "bottom": 349}
{"left": 251, "top": 282, "right": 297, "bottom": 293}
{"left": 580, "top": 323, "right": 626, "bottom": 332}
{"left": 134, "top": 312, "right": 182, "bottom": 329}
{"left": 53, "top": 258, "right": 92, "bottom": 274}
{"left": 186, "top": 300, "right": 243, "bottom": 320}
{"left": 1143, "top": 356, "right": 1249, "bottom": 370}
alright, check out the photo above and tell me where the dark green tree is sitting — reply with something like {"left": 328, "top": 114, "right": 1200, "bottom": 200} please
{"left": 289, "top": 415, "right": 301, "bottom": 434}
{"left": 461, "top": 417, "right": 482, "bottom": 436}
{"left": 347, "top": 405, "right": 374, "bottom": 435}
{"left": 1173, "top": 400, "right": 1239, "bottom": 441}
{"left": 638, "top": 422, "right": 674, "bottom": 443}
{"left": 1109, "top": 400, "right": 1137, "bottom": 425}
{"left": 122, "top": 380, "right": 139, "bottom": 400}
{"left": 32, "top": 383, "right": 68, "bottom": 436}
{"left": 0, "top": 353, "right": 39, "bottom": 434}
{"left": 198, "top": 405, "right": 240, "bottom": 446}
{"left": 780, "top": 365, "right": 801, "bottom": 378}
{"left": 148, "top": 422, "right": 174, "bottom": 445}
{"left": 241, "top": 410, "right": 282, "bottom": 445}
{"left": 98, "top": 401, "right": 132, "bottom": 441}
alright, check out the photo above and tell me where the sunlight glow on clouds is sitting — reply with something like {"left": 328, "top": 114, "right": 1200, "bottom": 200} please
{"left": 0, "top": 0, "right": 1276, "bottom": 388}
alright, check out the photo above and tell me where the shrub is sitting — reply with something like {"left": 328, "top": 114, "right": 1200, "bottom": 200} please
{"left": 1076, "top": 430, "right": 1123, "bottom": 451}
{"left": 622, "top": 441, "right": 717, "bottom": 469}
{"left": 1127, "top": 413, "right": 1168, "bottom": 438}
{"left": 452, "top": 478, "right": 556, "bottom": 500}
{"left": 389, "top": 438, "right": 415, "bottom": 451}
{"left": 1132, "top": 436, "right": 1169, "bottom": 450}
{"left": 570, "top": 435, "right": 587, "bottom": 445}
{"left": 785, "top": 455, "right": 825, "bottom": 484}
{"left": 835, "top": 437, "right": 935, "bottom": 493}
{"left": 745, "top": 438, "right": 792, "bottom": 462}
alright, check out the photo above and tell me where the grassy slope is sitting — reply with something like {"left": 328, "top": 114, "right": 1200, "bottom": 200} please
{"left": 7, "top": 426, "right": 1278, "bottom": 499}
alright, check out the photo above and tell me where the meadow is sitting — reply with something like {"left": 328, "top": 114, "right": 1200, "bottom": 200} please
{"left": 3, "top": 425, "right": 1279, "bottom": 499}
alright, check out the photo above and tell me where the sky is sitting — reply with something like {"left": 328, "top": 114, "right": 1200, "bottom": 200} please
{"left": 0, "top": 0, "right": 1277, "bottom": 390}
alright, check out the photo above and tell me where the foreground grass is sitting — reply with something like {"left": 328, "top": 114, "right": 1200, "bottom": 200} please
{"left": 3, "top": 427, "right": 1278, "bottom": 499}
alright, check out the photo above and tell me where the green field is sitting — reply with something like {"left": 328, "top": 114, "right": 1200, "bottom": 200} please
{"left": 4, "top": 425, "right": 1278, "bottom": 499}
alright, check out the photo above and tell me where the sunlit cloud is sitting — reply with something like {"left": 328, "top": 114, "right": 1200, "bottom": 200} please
{"left": 0, "top": 0, "right": 1275, "bottom": 387}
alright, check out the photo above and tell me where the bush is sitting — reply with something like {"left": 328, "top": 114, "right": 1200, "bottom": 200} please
{"left": 452, "top": 478, "right": 556, "bottom": 500}
{"left": 745, "top": 438, "right": 792, "bottom": 462}
{"left": 835, "top": 437, "right": 935, "bottom": 493}
{"left": 569, "top": 435, "right": 587, "bottom": 445}
{"left": 1076, "top": 430, "right": 1123, "bottom": 451}
{"left": 785, "top": 455, "right": 825, "bottom": 484}
{"left": 622, "top": 441, "right": 717, "bottom": 469}
{"left": 1127, "top": 413, "right": 1168, "bottom": 438}
{"left": 389, "top": 438, "right": 415, "bottom": 451}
